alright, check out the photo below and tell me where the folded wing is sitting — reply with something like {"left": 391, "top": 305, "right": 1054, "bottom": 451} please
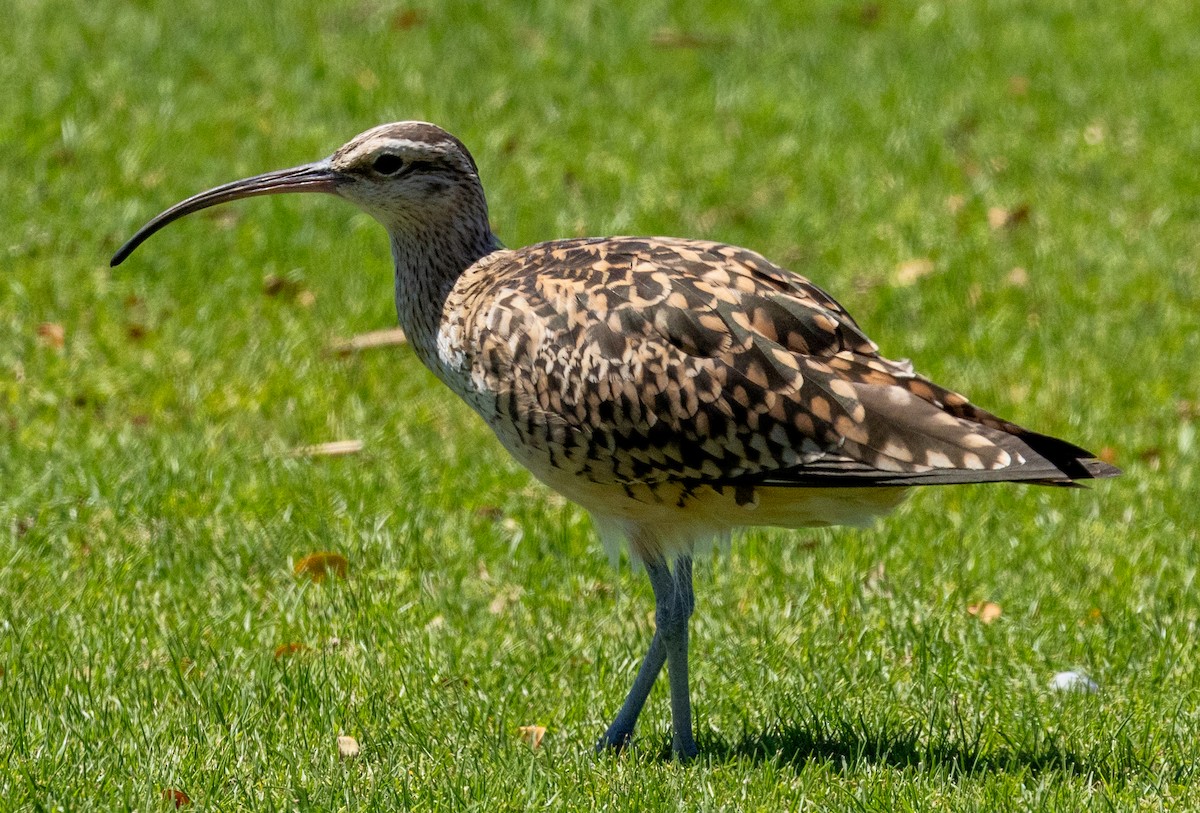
{"left": 452, "top": 237, "right": 1118, "bottom": 489}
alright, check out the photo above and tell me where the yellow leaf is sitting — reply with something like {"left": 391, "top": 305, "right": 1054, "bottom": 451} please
{"left": 968, "top": 601, "right": 1002, "bottom": 624}
{"left": 518, "top": 725, "right": 546, "bottom": 749}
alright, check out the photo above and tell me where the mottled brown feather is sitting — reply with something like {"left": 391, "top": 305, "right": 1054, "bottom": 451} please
{"left": 438, "top": 237, "right": 1117, "bottom": 503}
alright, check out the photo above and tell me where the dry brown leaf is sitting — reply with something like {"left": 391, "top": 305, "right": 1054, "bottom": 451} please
{"left": 161, "top": 789, "right": 191, "bottom": 808}
{"left": 968, "top": 601, "right": 1002, "bottom": 624}
{"left": 274, "top": 642, "right": 310, "bottom": 659}
{"left": 290, "top": 440, "right": 364, "bottom": 457}
{"left": 37, "top": 322, "right": 65, "bottom": 348}
{"left": 295, "top": 551, "right": 349, "bottom": 582}
{"left": 1098, "top": 446, "right": 1119, "bottom": 465}
{"left": 262, "top": 273, "right": 293, "bottom": 296}
{"left": 296, "top": 290, "right": 317, "bottom": 308}
{"left": 895, "top": 258, "right": 935, "bottom": 286}
{"left": 518, "top": 725, "right": 546, "bottom": 749}
{"left": 1006, "top": 267, "right": 1029, "bottom": 287}
{"left": 988, "top": 204, "right": 1030, "bottom": 230}
{"left": 945, "top": 194, "right": 966, "bottom": 215}
{"left": 337, "top": 735, "right": 360, "bottom": 759}
{"left": 330, "top": 327, "right": 408, "bottom": 356}
{"left": 391, "top": 8, "right": 425, "bottom": 30}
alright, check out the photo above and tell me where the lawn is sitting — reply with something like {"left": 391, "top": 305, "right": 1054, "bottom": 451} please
{"left": 3, "top": 0, "right": 1199, "bottom": 809}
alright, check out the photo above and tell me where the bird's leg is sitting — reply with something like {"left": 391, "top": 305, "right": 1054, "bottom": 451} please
{"left": 655, "top": 555, "right": 698, "bottom": 759}
{"left": 596, "top": 623, "right": 666, "bottom": 752}
{"left": 597, "top": 555, "right": 698, "bottom": 759}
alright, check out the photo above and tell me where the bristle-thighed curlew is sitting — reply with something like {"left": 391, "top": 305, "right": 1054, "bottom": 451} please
{"left": 112, "top": 121, "right": 1119, "bottom": 759}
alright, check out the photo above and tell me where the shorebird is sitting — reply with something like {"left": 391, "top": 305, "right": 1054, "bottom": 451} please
{"left": 112, "top": 122, "right": 1119, "bottom": 759}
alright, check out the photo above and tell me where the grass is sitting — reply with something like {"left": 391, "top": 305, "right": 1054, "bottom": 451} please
{"left": 3, "top": 0, "right": 1199, "bottom": 808}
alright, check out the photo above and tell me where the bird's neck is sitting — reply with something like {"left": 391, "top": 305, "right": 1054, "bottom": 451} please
{"left": 390, "top": 219, "right": 501, "bottom": 369}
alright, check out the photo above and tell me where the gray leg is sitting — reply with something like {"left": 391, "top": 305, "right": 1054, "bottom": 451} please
{"left": 597, "top": 556, "right": 697, "bottom": 759}
{"left": 653, "top": 556, "right": 697, "bottom": 759}
{"left": 596, "top": 628, "right": 666, "bottom": 751}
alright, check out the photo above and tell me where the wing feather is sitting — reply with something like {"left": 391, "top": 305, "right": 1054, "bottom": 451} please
{"left": 450, "top": 237, "right": 1117, "bottom": 489}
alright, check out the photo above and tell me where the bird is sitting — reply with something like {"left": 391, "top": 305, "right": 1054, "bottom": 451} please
{"left": 111, "top": 121, "right": 1119, "bottom": 759}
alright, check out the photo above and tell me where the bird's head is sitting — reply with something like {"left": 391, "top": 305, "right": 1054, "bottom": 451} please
{"left": 111, "top": 121, "right": 491, "bottom": 267}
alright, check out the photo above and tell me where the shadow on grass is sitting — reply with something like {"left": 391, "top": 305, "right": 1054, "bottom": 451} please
{"left": 642, "top": 710, "right": 1156, "bottom": 787}
{"left": 704, "top": 724, "right": 1097, "bottom": 780}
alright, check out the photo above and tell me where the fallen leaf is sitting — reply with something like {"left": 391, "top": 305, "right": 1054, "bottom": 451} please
{"left": 391, "top": 8, "right": 425, "bottom": 30}
{"left": 290, "top": 440, "right": 364, "bottom": 457}
{"left": 518, "top": 725, "right": 546, "bottom": 749}
{"left": 262, "top": 273, "right": 293, "bottom": 297}
{"left": 988, "top": 204, "right": 1030, "bottom": 230}
{"left": 161, "top": 789, "right": 191, "bottom": 808}
{"left": 1084, "top": 123, "right": 1105, "bottom": 145}
{"left": 1007, "top": 75, "right": 1030, "bottom": 97}
{"left": 945, "top": 194, "right": 966, "bottom": 215}
{"left": 296, "top": 290, "right": 317, "bottom": 308}
{"left": 1098, "top": 446, "right": 1119, "bottom": 465}
{"left": 895, "top": 258, "right": 935, "bottom": 286}
{"left": 295, "top": 552, "right": 349, "bottom": 582}
{"left": 37, "top": 322, "right": 65, "bottom": 348}
{"left": 274, "top": 642, "right": 310, "bottom": 659}
{"left": 329, "top": 327, "right": 408, "bottom": 356}
{"left": 126, "top": 323, "right": 148, "bottom": 341}
{"left": 1006, "top": 267, "right": 1029, "bottom": 287}
{"left": 1177, "top": 400, "right": 1198, "bottom": 421}
{"left": 842, "top": 2, "right": 882, "bottom": 27}
{"left": 968, "top": 601, "right": 1002, "bottom": 624}
{"left": 337, "top": 735, "right": 360, "bottom": 759}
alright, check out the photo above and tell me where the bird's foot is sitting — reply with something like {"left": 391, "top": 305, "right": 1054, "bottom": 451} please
{"left": 672, "top": 732, "right": 699, "bottom": 761}
{"left": 595, "top": 728, "right": 634, "bottom": 755}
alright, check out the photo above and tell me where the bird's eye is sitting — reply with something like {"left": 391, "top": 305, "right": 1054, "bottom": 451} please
{"left": 372, "top": 154, "right": 405, "bottom": 175}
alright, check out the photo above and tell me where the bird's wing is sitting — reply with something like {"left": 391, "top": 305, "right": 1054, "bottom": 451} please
{"left": 452, "top": 237, "right": 1117, "bottom": 488}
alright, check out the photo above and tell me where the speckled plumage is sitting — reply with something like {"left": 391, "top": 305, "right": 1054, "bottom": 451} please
{"left": 112, "top": 121, "right": 1119, "bottom": 759}
{"left": 432, "top": 234, "right": 1114, "bottom": 558}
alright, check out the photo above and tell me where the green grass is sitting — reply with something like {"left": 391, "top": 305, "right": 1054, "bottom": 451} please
{"left": 3, "top": 0, "right": 1199, "bottom": 809}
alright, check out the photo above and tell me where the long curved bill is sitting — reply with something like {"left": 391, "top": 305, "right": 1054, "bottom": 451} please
{"left": 110, "top": 160, "right": 342, "bottom": 266}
